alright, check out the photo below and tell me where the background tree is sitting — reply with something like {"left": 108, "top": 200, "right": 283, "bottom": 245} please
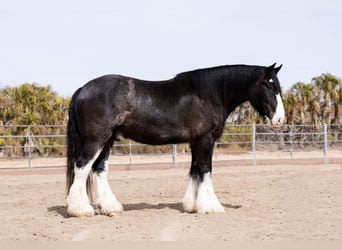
{"left": 0, "top": 83, "right": 69, "bottom": 126}
{"left": 312, "top": 73, "right": 342, "bottom": 125}
{"left": 0, "top": 83, "right": 69, "bottom": 156}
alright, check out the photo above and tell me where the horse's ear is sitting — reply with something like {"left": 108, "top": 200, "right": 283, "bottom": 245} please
{"left": 268, "top": 63, "right": 276, "bottom": 70}
{"left": 274, "top": 64, "right": 282, "bottom": 74}
{"left": 265, "top": 63, "right": 277, "bottom": 76}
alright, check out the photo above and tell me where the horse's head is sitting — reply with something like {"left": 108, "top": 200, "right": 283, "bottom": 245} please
{"left": 249, "top": 63, "right": 285, "bottom": 127}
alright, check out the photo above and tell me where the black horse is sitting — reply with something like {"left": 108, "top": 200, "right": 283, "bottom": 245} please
{"left": 66, "top": 63, "right": 284, "bottom": 217}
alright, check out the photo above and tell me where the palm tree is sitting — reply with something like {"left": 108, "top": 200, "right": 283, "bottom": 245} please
{"left": 0, "top": 83, "right": 69, "bottom": 126}
{"left": 283, "top": 90, "right": 297, "bottom": 125}
{"left": 313, "top": 73, "right": 342, "bottom": 124}
{"left": 288, "top": 82, "right": 320, "bottom": 125}
{"left": 289, "top": 82, "right": 307, "bottom": 124}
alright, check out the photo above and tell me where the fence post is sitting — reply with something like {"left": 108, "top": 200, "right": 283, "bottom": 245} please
{"left": 172, "top": 144, "right": 177, "bottom": 168}
{"left": 27, "top": 125, "right": 32, "bottom": 168}
{"left": 290, "top": 126, "right": 293, "bottom": 160}
{"left": 129, "top": 140, "right": 132, "bottom": 165}
{"left": 252, "top": 123, "right": 256, "bottom": 166}
{"left": 214, "top": 142, "right": 218, "bottom": 160}
{"left": 323, "top": 124, "right": 328, "bottom": 164}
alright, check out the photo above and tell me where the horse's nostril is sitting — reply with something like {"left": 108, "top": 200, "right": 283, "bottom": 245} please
{"left": 275, "top": 118, "right": 284, "bottom": 127}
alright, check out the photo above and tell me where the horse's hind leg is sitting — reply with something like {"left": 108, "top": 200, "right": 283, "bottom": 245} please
{"left": 92, "top": 139, "right": 123, "bottom": 216}
{"left": 67, "top": 144, "right": 102, "bottom": 217}
{"left": 183, "top": 136, "right": 224, "bottom": 213}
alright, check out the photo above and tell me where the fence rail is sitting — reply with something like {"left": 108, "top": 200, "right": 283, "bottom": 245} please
{"left": 0, "top": 124, "right": 341, "bottom": 169}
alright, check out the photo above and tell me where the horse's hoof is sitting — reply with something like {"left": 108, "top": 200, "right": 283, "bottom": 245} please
{"left": 68, "top": 211, "right": 94, "bottom": 217}
{"left": 67, "top": 205, "right": 95, "bottom": 217}
{"left": 183, "top": 202, "right": 197, "bottom": 213}
{"left": 107, "top": 211, "right": 123, "bottom": 217}
{"left": 98, "top": 199, "right": 123, "bottom": 217}
{"left": 196, "top": 203, "right": 225, "bottom": 214}
{"left": 100, "top": 208, "right": 123, "bottom": 217}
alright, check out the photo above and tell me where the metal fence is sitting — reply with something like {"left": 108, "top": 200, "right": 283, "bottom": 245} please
{"left": 0, "top": 124, "right": 341, "bottom": 169}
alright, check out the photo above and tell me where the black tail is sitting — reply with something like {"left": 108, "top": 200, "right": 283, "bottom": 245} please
{"left": 66, "top": 88, "right": 94, "bottom": 200}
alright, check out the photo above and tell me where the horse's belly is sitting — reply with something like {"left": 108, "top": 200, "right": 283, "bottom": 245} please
{"left": 120, "top": 125, "right": 190, "bottom": 145}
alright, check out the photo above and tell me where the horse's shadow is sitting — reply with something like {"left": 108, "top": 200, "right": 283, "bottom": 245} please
{"left": 123, "top": 202, "right": 184, "bottom": 212}
{"left": 48, "top": 205, "right": 69, "bottom": 218}
{"left": 48, "top": 203, "right": 241, "bottom": 217}
{"left": 47, "top": 203, "right": 184, "bottom": 217}
{"left": 123, "top": 202, "right": 241, "bottom": 212}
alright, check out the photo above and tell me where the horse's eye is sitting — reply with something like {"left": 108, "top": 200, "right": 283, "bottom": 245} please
{"left": 263, "top": 80, "right": 273, "bottom": 89}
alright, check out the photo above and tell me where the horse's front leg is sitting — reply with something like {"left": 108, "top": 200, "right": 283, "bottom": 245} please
{"left": 183, "top": 136, "right": 224, "bottom": 213}
{"left": 195, "top": 171, "right": 225, "bottom": 213}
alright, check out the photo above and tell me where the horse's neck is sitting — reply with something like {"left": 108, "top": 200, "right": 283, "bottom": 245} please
{"left": 221, "top": 77, "right": 253, "bottom": 117}
{"left": 173, "top": 67, "right": 254, "bottom": 117}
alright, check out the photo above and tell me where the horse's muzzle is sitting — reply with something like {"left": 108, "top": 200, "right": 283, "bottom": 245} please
{"left": 265, "top": 115, "right": 284, "bottom": 128}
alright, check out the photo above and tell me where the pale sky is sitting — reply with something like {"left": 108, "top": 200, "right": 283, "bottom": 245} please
{"left": 1, "top": 0, "right": 341, "bottom": 97}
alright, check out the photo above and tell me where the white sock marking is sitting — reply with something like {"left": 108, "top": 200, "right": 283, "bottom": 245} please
{"left": 94, "top": 160, "right": 123, "bottom": 215}
{"left": 67, "top": 150, "right": 101, "bottom": 217}
{"left": 196, "top": 173, "right": 225, "bottom": 213}
{"left": 183, "top": 173, "right": 225, "bottom": 213}
{"left": 183, "top": 177, "right": 198, "bottom": 212}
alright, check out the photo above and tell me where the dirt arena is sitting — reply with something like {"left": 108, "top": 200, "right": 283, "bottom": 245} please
{"left": 0, "top": 163, "right": 341, "bottom": 241}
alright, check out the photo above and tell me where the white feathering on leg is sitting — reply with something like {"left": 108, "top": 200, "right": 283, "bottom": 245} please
{"left": 183, "top": 177, "right": 199, "bottom": 213}
{"left": 94, "top": 160, "right": 123, "bottom": 216}
{"left": 67, "top": 150, "right": 101, "bottom": 217}
{"left": 196, "top": 173, "right": 225, "bottom": 214}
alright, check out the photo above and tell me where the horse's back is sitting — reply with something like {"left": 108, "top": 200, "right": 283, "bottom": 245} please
{"left": 73, "top": 74, "right": 223, "bottom": 145}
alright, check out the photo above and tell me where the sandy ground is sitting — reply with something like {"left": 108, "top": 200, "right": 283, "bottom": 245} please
{"left": 0, "top": 163, "right": 342, "bottom": 241}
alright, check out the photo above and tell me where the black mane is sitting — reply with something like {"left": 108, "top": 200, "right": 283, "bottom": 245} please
{"left": 174, "top": 64, "right": 262, "bottom": 83}
{"left": 172, "top": 64, "right": 264, "bottom": 108}
{"left": 173, "top": 65, "right": 263, "bottom": 95}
